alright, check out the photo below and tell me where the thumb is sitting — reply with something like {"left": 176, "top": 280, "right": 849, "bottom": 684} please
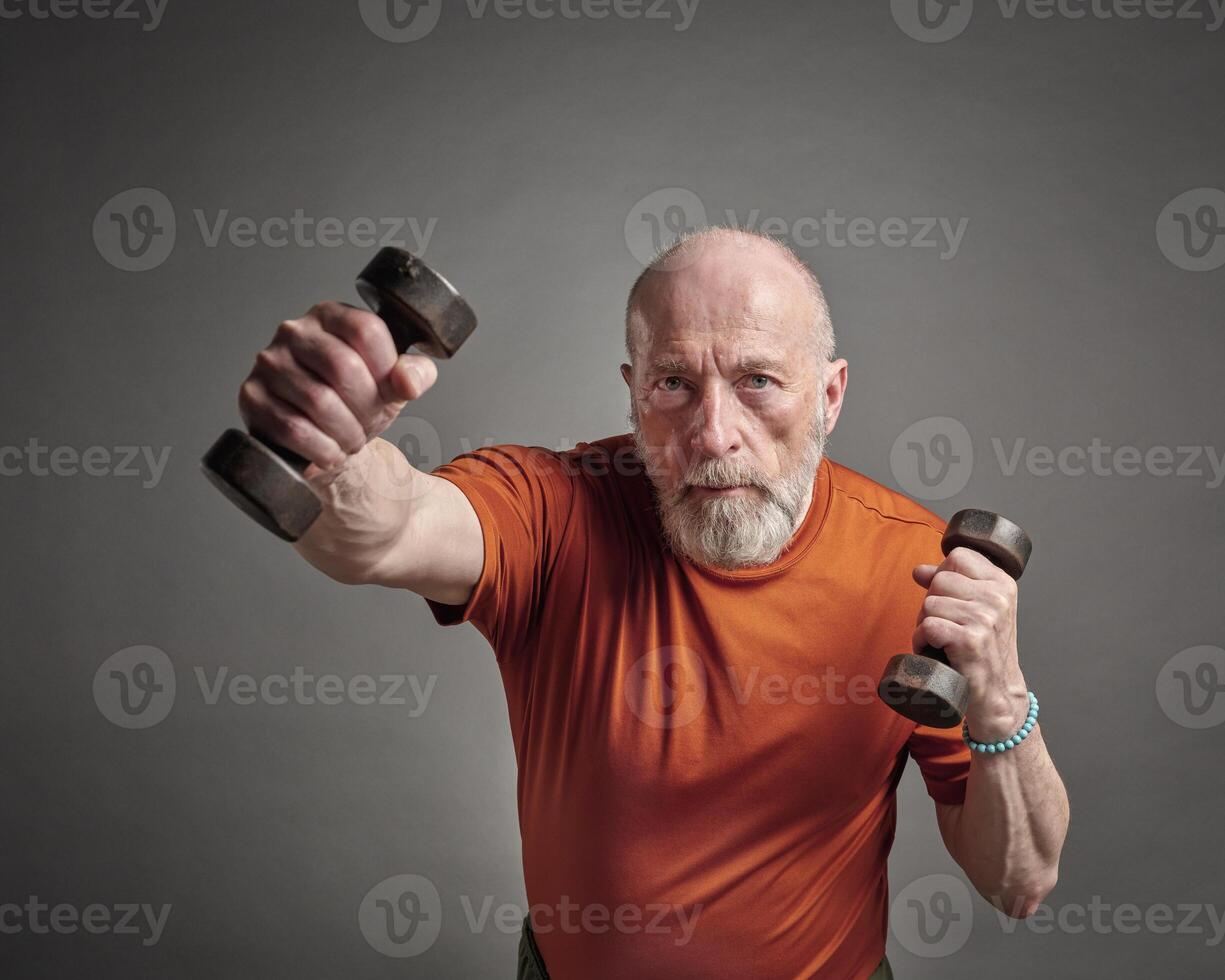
{"left": 912, "top": 563, "right": 938, "bottom": 588}
{"left": 386, "top": 353, "right": 438, "bottom": 404}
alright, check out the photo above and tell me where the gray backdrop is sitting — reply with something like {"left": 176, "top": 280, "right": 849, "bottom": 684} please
{"left": 2, "top": 0, "right": 1223, "bottom": 976}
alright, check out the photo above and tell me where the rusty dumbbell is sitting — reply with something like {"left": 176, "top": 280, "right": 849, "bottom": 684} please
{"left": 877, "top": 509, "right": 1033, "bottom": 729}
{"left": 201, "top": 247, "right": 477, "bottom": 542}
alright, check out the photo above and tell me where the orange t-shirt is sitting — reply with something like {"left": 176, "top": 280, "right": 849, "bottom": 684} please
{"left": 426, "top": 434, "right": 970, "bottom": 979}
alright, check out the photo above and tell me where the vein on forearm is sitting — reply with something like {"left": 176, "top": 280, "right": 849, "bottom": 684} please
{"left": 953, "top": 726, "right": 1069, "bottom": 911}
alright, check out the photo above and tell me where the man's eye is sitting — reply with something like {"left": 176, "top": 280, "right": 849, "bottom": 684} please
{"left": 746, "top": 375, "right": 771, "bottom": 390}
{"left": 661, "top": 377, "right": 684, "bottom": 392}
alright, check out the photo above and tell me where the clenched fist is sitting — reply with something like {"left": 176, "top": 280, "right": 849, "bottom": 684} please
{"left": 238, "top": 301, "right": 438, "bottom": 476}
{"left": 912, "top": 548, "right": 1030, "bottom": 742}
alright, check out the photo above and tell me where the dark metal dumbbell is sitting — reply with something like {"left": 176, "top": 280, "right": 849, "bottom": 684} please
{"left": 201, "top": 247, "right": 477, "bottom": 542}
{"left": 877, "top": 509, "right": 1032, "bottom": 728}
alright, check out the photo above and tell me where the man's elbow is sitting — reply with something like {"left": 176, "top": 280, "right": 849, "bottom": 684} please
{"left": 983, "top": 869, "right": 1059, "bottom": 920}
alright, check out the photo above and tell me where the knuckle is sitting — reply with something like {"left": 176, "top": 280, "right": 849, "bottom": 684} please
{"left": 280, "top": 413, "right": 312, "bottom": 446}
{"left": 274, "top": 319, "right": 301, "bottom": 344}
{"left": 237, "top": 379, "right": 261, "bottom": 414}
{"left": 308, "top": 300, "right": 342, "bottom": 319}
{"left": 253, "top": 347, "right": 280, "bottom": 374}
{"left": 326, "top": 347, "right": 368, "bottom": 384}
{"left": 261, "top": 409, "right": 294, "bottom": 443}
{"left": 947, "top": 547, "right": 974, "bottom": 568}
{"left": 336, "top": 307, "right": 384, "bottom": 344}
{"left": 301, "top": 382, "right": 332, "bottom": 416}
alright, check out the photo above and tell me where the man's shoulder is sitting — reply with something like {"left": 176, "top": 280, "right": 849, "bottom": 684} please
{"left": 436, "top": 434, "right": 641, "bottom": 486}
{"left": 824, "top": 457, "right": 947, "bottom": 539}
{"left": 559, "top": 433, "right": 640, "bottom": 473}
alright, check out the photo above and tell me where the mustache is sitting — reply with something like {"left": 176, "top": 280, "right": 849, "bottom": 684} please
{"left": 684, "top": 469, "right": 768, "bottom": 494}
{"left": 625, "top": 440, "right": 766, "bottom": 490}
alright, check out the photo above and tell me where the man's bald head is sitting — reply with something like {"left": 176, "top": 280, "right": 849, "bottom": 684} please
{"left": 624, "top": 227, "right": 835, "bottom": 368}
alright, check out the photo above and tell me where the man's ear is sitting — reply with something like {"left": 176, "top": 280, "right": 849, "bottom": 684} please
{"left": 822, "top": 358, "right": 849, "bottom": 435}
{"left": 620, "top": 363, "right": 633, "bottom": 389}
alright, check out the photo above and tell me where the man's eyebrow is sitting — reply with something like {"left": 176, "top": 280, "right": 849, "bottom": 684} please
{"left": 646, "top": 356, "right": 791, "bottom": 377}
{"left": 734, "top": 356, "right": 789, "bottom": 375}
{"left": 647, "top": 357, "right": 691, "bottom": 376}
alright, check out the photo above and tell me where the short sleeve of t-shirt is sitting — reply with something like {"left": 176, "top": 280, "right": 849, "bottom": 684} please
{"left": 422, "top": 444, "right": 577, "bottom": 660}
{"left": 906, "top": 721, "right": 971, "bottom": 805}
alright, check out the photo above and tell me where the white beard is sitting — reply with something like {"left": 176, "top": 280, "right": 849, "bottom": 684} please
{"left": 631, "top": 404, "right": 827, "bottom": 570}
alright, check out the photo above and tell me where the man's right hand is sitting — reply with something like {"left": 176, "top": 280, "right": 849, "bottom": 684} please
{"left": 238, "top": 301, "right": 438, "bottom": 476}
{"left": 236, "top": 301, "right": 483, "bottom": 604}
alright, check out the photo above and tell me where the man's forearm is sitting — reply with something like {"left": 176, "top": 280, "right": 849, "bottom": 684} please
{"left": 946, "top": 697, "right": 1070, "bottom": 917}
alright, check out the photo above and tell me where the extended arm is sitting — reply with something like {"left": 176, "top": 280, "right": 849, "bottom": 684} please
{"left": 237, "top": 300, "right": 483, "bottom": 604}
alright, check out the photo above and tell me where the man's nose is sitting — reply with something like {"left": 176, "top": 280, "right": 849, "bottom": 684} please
{"left": 690, "top": 387, "right": 740, "bottom": 460}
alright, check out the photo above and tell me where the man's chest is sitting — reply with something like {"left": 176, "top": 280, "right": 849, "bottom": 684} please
{"left": 507, "top": 555, "right": 917, "bottom": 819}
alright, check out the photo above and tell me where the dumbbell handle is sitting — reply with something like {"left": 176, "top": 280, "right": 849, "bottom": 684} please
{"left": 919, "top": 643, "right": 953, "bottom": 668}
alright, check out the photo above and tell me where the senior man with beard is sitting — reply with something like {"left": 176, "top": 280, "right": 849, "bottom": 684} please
{"left": 237, "top": 227, "right": 1069, "bottom": 979}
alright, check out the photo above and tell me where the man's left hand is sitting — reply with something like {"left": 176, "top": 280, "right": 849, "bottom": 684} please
{"left": 912, "top": 549, "right": 1030, "bottom": 741}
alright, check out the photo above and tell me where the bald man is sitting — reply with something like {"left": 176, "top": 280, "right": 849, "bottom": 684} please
{"left": 238, "top": 229, "right": 1069, "bottom": 979}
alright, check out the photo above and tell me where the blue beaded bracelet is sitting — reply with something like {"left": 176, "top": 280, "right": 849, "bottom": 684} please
{"left": 963, "top": 692, "right": 1039, "bottom": 754}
